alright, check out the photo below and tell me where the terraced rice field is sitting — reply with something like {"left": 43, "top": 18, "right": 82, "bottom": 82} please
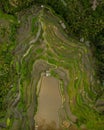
{"left": 0, "top": 5, "right": 103, "bottom": 130}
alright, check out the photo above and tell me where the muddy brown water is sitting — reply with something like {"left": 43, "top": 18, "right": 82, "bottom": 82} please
{"left": 35, "top": 76, "right": 62, "bottom": 129}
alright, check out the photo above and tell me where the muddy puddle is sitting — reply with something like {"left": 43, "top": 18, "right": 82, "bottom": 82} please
{"left": 35, "top": 76, "right": 62, "bottom": 129}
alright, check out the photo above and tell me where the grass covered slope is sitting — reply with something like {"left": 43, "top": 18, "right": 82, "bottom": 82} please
{"left": 0, "top": 9, "right": 19, "bottom": 115}
{"left": 1, "top": 0, "right": 104, "bottom": 83}
{"left": 0, "top": 5, "right": 104, "bottom": 130}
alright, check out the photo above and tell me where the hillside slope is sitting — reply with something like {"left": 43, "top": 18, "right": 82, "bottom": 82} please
{"left": 0, "top": 5, "right": 104, "bottom": 130}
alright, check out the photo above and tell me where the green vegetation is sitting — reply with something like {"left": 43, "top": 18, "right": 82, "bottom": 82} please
{"left": 34, "top": 0, "right": 104, "bottom": 83}
{"left": 0, "top": 1, "right": 104, "bottom": 130}
{"left": 0, "top": 0, "right": 104, "bottom": 83}
{"left": 0, "top": 10, "right": 18, "bottom": 117}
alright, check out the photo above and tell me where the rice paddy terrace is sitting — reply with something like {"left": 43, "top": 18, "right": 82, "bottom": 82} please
{"left": 0, "top": 5, "right": 104, "bottom": 130}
